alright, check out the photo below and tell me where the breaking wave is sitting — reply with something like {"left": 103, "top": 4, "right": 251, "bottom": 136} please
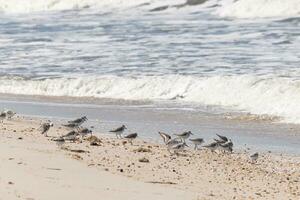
{"left": 216, "top": 0, "right": 300, "bottom": 19}
{"left": 0, "top": 0, "right": 300, "bottom": 19}
{"left": 0, "top": 0, "right": 186, "bottom": 13}
{"left": 1, "top": 75, "right": 300, "bottom": 124}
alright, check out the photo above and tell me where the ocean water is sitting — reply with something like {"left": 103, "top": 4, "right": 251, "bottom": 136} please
{"left": 1, "top": 0, "right": 300, "bottom": 123}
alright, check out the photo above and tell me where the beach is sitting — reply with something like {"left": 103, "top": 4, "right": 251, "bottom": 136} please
{"left": 0, "top": 113, "right": 299, "bottom": 199}
{"left": 1, "top": 0, "right": 300, "bottom": 199}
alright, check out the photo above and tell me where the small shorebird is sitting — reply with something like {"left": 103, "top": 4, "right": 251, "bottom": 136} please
{"left": 4, "top": 110, "right": 16, "bottom": 120}
{"left": 124, "top": 133, "right": 138, "bottom": 144}
{"left": 203, "top": 142, "right": 219, "bottom": 152}
{"left": 109, "top": 125, "right": 126, "bottom": 139}
{"left": 171, "top": 142, "right": 188, "bottom": 155}
{"left": 158, "top": 131, "right": 171, "bottom": 144}
{"left": 78, "top": 128, "right": 93, "bottom": 138}
{"left": 219, "top": 141, "right": 233, "bottom": 153}
{"left": 189, "top": 138, "right": 204, "bottom": 150}
{"left": 166, "top": 138, "right": 183, "bottom": 153}
{"left": 250, "top": 152, "right": 259, "bottom": 163}
{"left": 166, "top": 137, "right": 182, "bottom": 148}
{"left": 68, "top": 116, "right": 87, "bottom": 126}
{"left": 0, "top": 112, "right": 6, "bottom": 123}
{"left": 174, "top": 131, "right": 193, "bottom": 142}
{"left": 40, "top": 122, "right": 53, "bottom": 137}
{"left": 61, "top": 130, "right": 79, "bottom": 142}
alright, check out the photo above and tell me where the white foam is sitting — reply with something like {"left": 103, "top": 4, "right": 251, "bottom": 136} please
{"left": 0, "top": 0, "right": 185, "bottom": 14}
{"left": 1, "top": 0, "right": 299, "bottom": 19}
{"left": 216, "top": 0, "right": 300, "bottom": 19}
{"left": 1, "top": 75, "right": 300, "bottom": 124}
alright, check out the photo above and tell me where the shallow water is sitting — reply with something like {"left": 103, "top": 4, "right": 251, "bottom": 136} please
{"left": 1, "top": 0, "right": 300, "bottom": 124}
{"left": 1, "top": 97, "right": 300, "bottom": 155}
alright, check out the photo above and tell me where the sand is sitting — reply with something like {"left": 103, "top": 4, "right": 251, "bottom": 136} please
{"left": 0, "top": 116, "right": 299, "bottom": 200}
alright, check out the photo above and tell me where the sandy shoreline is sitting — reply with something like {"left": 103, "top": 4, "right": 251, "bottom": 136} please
{"left": 0, "top": 116, "right": 300, "bottom": 199}
{"left": 1, "top": 97, "right": 300, "bottom": 155}
{"left": 0, "top": 117, "right": 193, "bottom": 200}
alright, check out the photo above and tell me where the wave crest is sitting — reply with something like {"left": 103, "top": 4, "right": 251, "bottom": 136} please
{"left": 216, "top": 0, "right": 300, "bottom": 19}
{"left": 1, "top": 0, "right": 300, "bottom": 19}
{"left": 1, "top": 75, "right": 300, "bottom": 123}
{"left": 0, "top": 0, "right": 185, "bottom": 14}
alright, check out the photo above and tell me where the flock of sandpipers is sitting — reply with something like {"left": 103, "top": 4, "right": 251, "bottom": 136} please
{"left": 0, "top": 110, "right": 259, "bottom": 163}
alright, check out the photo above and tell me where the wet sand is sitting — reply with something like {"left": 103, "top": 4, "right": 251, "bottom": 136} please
{"left": 0, "top": 116, "right": 299, "bottom": 199}
{"left": 1, "top": 96, "right": 300, "bottom": 155}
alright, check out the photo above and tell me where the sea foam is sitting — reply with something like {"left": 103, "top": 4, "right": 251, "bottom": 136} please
{"left": 1, "top": 0, "right": 300, "bottom": 19}
{"left": 1, "top": 75, "right": 300, "bottom": 124}
{"left": 216, "top": 0, "right": 300, "bottom": 19}
{"left": 0, "top": 0, "right": 185, "bottom": 14}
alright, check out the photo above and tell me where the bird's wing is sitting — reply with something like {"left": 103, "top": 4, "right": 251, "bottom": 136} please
{"left": 216, "top": 134, "right": 228, "bottom": 141}
{"left": 110, "top": 126, "right": 122, "bottom": 132}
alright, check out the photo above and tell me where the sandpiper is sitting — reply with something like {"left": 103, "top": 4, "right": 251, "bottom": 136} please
{"left": 174, "top": 131, "right": 193, "bottom": 142}
{"left": 250, "top": 152, "right": 259, "bottom": 163}
{"left": 78, "top": 128, "right": 93, "bottom": 138}
{"left": 124, "top": 133, "right": 138, "bottom": 144}
{"left": 4, "top": 110, "right": 16, "bottom": 120}
{"left": 189, "top": 138, "right": 204, "bottom": 150}
{"left": 40, "top": 122, "right": 53, "bottom": 137}
{"left": 68, "top": 116, "right": 87, "bottom": 126}
{"left": 61, "top": 130, "right": 79, "bottom": 142}
{"left": 158, "top": 131, "right": 171, "bottom": 144}
{"left": 171, "top": 142, "right": 188, "bottom": 155}
{"left": 109, "top": 125, "right": 126, "bottom": 139}
{"left": 0, "top": 112, "right": 6, "bottom": 123}
{"left": 166, "top": 137, "right": 182, "bottom": 148}
{"left": 219, "top": 141, "right": 233, "bottom": 153}
{"left": 203, "top": 142, "right": 219, "bottom": 152}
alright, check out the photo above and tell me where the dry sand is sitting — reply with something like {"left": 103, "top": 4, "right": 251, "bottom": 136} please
{"left": 0, "top": 116, "right": 299, "bottom": 200}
